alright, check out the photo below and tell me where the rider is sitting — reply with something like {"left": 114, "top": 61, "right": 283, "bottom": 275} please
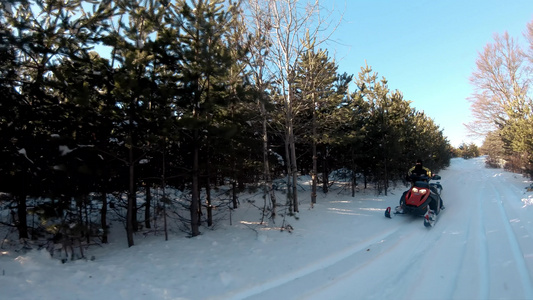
{"left": 408, "top": 159, "right": 432, "bottom": 179}
{"left": 408, "top": 159, "right": 444, "bottom": 209}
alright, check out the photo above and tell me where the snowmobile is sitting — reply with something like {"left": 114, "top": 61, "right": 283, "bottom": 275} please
{"left": 385, "top": 174, "right": 443, "bottom": 227}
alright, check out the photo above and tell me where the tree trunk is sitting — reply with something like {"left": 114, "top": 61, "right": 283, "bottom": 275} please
{"left": 261, "top": 101, "right": 276, "bottom": 218}
{"left": 311, "top": 99, "right": 317, "bottom": 206}
{"left": 83, "top": 195, "right": 90, "bottom": 244}
{"left": 100, "top": 191, "right": 108, "bottom": 244}
{"left": 206, "top": 186, "right": 212, "bottom": 227}
{"left": 322, "top": 144, "right": 329, "bottom": 193}
{"left": 126, "top": 160, "right": 135, "bottom": 247}
{"left": 16, "top": 192, "right": 28, "bottom": 240}
{"left": 145, "top": 185, "right": 151, "bottom": 229}
{"left": 230, "top": 176, "right": 237, "bottom": 207}
{"left": 126, "top": 116, "right": 137, "bottom": 247}
{"left": 232, "top": 181, "right": 238, "bottom": 210}
{"left": 382, "top": 137, "right": 389, "bottom": 196}
{"left": 162, "top": 146, "right": 168, "bottom": 241}
{"left": 284, "top": 126, "right": 293, "bottom": 214}
{"left": 206, "top": 146, "right": 213, "bottom": 227}
{"left": 232, "top": 180, "right": 238, "bottom": 209}
{"left": 290, "top": 135, "right": 298, "bottom": 213}
{"left": 287, "top": 89, "right": 298, "bottom": 213}
{"left": 351, "top": 149, "right": 357, "bottom": 198}
{"left": 190, "top": 129, "right": 200, "bottom": 236}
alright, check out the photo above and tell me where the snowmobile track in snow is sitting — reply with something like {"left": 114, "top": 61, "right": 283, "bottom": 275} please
{"left": 217, "top": 158, "right": 533, "bottom": 300}
{"left": 490, "top": 180, "right": 533, "bottom": 298}
{"left": 221, "top": 225, "right": 416, "bottom": 300}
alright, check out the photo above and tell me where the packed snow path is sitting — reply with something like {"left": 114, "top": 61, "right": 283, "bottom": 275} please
{"left": 224, "top": 157, "right": 533, "bottom": 300}
{"left": 2, "top": 157, "right": 533, "bottom": 300}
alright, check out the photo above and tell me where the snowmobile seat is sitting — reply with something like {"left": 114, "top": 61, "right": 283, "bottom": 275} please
{"left": 414, "top": 181, "right": 430, "bottom": 189}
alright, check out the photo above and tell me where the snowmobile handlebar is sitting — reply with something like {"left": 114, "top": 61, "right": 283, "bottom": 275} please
{"left": 408, "top": 174, "right": 441, "bottom": 182}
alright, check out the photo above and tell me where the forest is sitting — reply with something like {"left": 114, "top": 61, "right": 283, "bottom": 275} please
{"left": 0, "top": 0, "right": 453, "bottom": 251}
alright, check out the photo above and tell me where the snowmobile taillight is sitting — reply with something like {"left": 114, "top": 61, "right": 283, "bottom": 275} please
{"left": 411, "top": 187, "right": 427, "bottom": 194}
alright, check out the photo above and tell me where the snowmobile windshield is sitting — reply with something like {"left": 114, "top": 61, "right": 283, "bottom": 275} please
{"left": 409, "top": 174, "right": 429, "bottom": 182}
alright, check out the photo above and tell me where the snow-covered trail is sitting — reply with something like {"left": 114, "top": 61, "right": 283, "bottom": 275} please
{"left": 442, "top": 158, "right": 533, "bottom": 299}
{"left": 228, "top": 158, "right": 533, "bottom": 300}
{"left": 2, "top": 157, "right": 533, "bottom": 300}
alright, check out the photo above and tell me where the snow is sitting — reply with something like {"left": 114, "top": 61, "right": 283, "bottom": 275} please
{"left": 17, "top": 148, "right": 34, "bottom": 164}
{"left": 59, "top": 145, "right": 75, "bottom": 156}
{"left": 2, "top": 157, "right": 533, "bottom": 300}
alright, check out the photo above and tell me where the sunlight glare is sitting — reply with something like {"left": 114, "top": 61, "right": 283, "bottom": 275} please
{"left": 240, "top": 221, "right": 262, "bottom": 225}
{"left": 359, "top": 208, "right": 384, "bottom": 212}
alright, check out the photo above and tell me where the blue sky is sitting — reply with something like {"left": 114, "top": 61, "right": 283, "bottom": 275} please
{"left": 322, "top": 0, "right": 533, "bottom": 147}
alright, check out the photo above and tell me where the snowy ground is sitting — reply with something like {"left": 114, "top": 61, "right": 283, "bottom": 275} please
{"left": 1, "top": 157, "right": 533, "bottom": 300}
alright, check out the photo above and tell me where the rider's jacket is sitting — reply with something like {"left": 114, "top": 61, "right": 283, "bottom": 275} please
{"left": 408, "top": 165, "right": 432, "bottom": 177}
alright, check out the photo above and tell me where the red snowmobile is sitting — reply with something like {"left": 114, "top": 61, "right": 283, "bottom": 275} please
{"left": 385, "top": 174, "right": 443, "bottom": 227}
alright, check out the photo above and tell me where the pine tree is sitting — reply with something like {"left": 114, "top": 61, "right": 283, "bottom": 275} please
{"left": 351, "top": 64, "right": 451, "bottom": 191}
{"left": 174, "top": 0, "right": 243, "bottom": 236}
{"left": 0, "top": 0, "right": 96, "bottom": 240}
{"left": 88, "top": 0, "right": 172, "bottom": 246}
{"left": 295, "top": 36, "right": 345, "bottom": 204}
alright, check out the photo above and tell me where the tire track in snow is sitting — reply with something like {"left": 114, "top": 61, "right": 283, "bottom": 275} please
{"left": 305, "top": 228, "right": 426, "bottom": 300}
{"left": 219, "top": 225, "right": 411, "bottom": 300}
{"left": 219, "top": 159, "right": 533, "bottom": 300}
{"left": 489, "top": 181, "right": 533, "bottom": 298}
{"left": 399, "top": 163, "right": 489, "bottom": 300}
{"left": 301, "top": 222, "right": 436, "bottom": 300}
{"left": 383, "top": 223, "right": 448, "bottom": 299}
{"left": 451, "top": 173, "right": 490, "bottom": 299}
{"left": 444, "top": 194, "right": 475, "bottom": 299}
{"left": 305, "top": 213, "right": 447, "bottom": 299}
{"left": 400, "top": 169, "right": 486, "bottom": 300}
{"left": 476, "top": 181, "right": 490, "bottom": 300}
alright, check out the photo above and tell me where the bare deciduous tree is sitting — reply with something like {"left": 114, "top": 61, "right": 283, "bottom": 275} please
{"left": 526, "top": 20, "right": 533, "bottom": 64}
{"left": 245, "top": 0, "right": 340, "bottom": 215}
{"left": 469, "top": 20, "right": 533, "bottom": 177}
{"left": 467, "top": 31, "right": 529, "bottom": 137}
{"left": 243, "top": 0, "right": 279, "bottom": 221}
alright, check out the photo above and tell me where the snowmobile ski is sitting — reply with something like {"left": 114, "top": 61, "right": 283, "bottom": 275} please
{"left": 385, "top": 206, "right": 407, "bottom": 218}
{"left": 423, "top": 209, "right": 437, "bottom": 227}
{"left": 394, "top": 205, "right": 404, "bottom": 214}
{"left": 385, "top": 207, "right": 391, "bottom": 218}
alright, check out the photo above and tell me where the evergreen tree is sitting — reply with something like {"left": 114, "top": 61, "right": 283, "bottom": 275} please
{"left": 0, "top": 0, "right": 95, "bottom": 240}
{"left": 351, "top": 64, "right": 451, "bottom": 191}
{"left": 353, "top": 64, "right": 395, "bottom": 194}
{"left": 482, "top": 130, "right": 506, "bottom": 168}
{"left": 174, "top": 0, "right": 243, "bottom": 236}
{"left": 332, "top": 89, "right": 370, "bottom": 195}
{"left": 295, "top": 37, "right": 346, "bottom": 204}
